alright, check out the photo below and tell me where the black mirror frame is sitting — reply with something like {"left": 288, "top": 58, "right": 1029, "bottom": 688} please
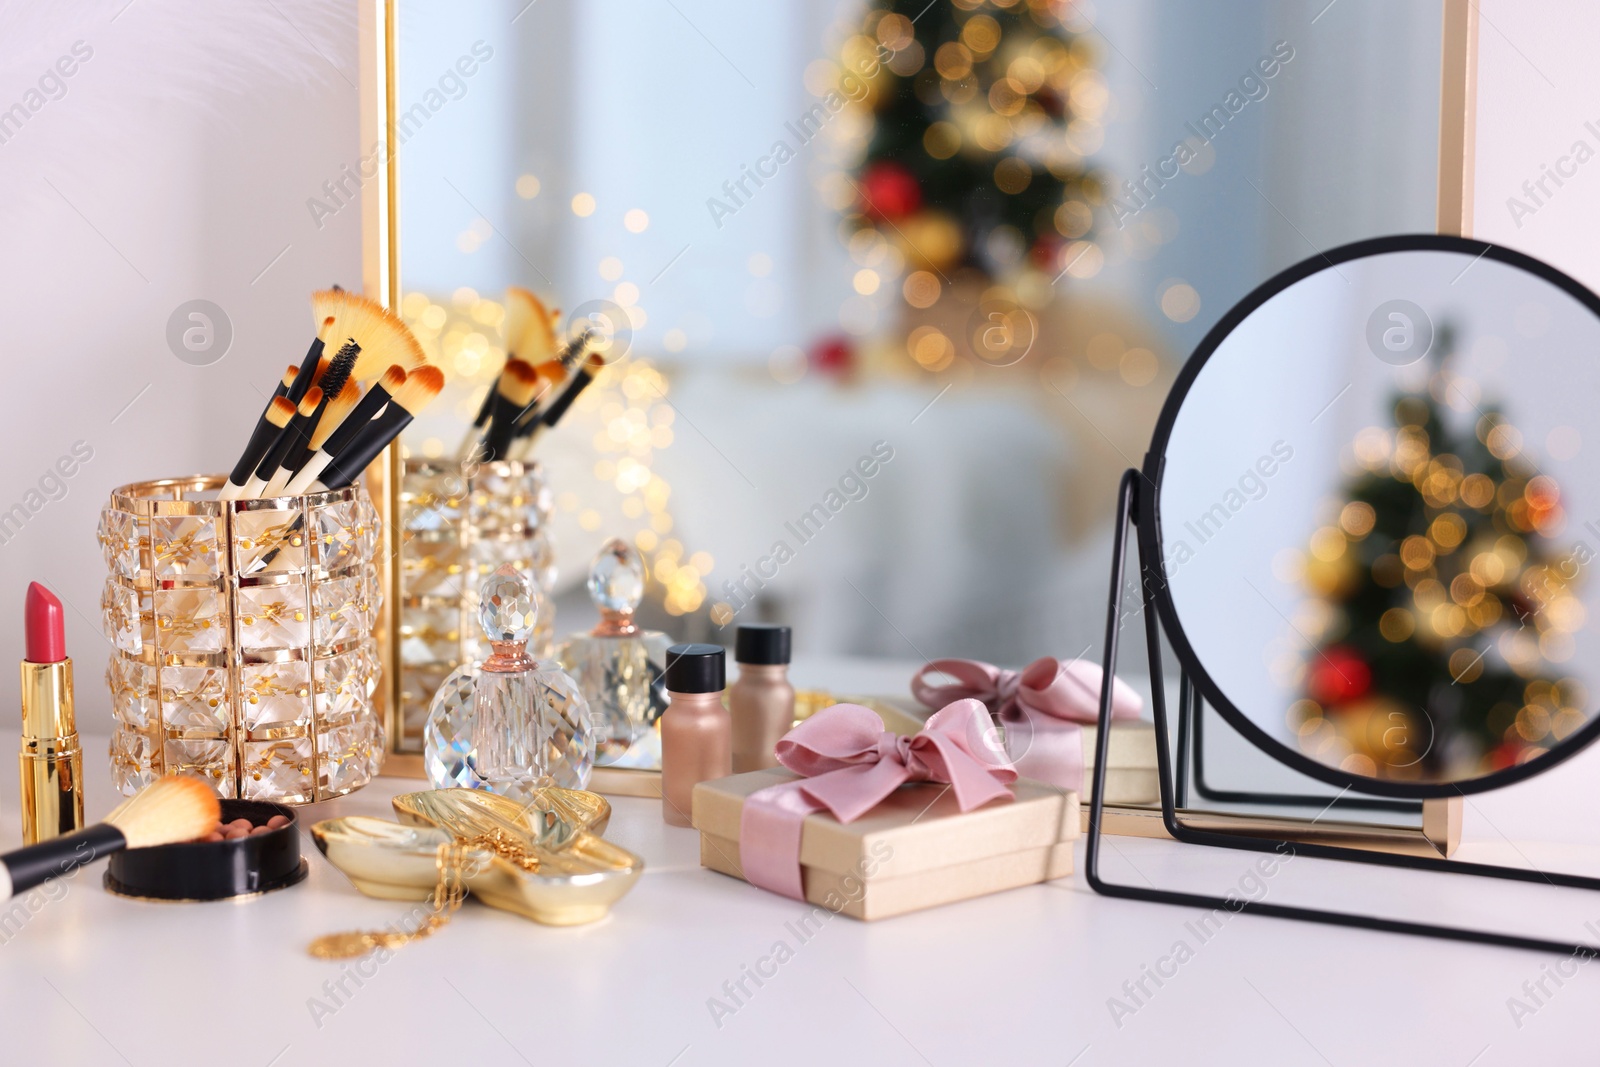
{"left": 1139, "top": 233, "right": 1600, "bottom": 799}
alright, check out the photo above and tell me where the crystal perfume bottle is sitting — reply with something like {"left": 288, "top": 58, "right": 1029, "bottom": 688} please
{"left": 424, "top": 565, "right": 594, "bottom": 797}
{"left": 557, "top": 538, "right": 672, "bottom": 770}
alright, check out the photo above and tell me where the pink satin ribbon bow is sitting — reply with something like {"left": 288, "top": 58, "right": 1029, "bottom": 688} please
{"left": 738, "top": 699, "right": 1016, "bottom": 901}
{"left": 910, "top": 657, "right": 1143, "bottom": 793}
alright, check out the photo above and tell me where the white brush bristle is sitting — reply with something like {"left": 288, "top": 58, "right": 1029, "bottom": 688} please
{"left": 104, "top": 776, "right": 220, "bottom": 849}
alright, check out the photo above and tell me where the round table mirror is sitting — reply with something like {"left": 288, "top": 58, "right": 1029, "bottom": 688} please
{"left": 1146, "top": 235, "right": 1600, "bottom": 797}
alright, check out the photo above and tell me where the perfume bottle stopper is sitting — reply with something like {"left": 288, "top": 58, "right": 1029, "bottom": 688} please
{"left": 589, "top": 537, "right": 642, "bottom": 636}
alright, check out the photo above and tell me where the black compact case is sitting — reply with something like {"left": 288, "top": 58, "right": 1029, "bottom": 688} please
{"left": 104, "top": 799, "right": 308, "bottom": 901}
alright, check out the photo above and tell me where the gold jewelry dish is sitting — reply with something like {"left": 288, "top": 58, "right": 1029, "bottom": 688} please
{"left": 311, "top": 786, "right": 641, "bottom": 928}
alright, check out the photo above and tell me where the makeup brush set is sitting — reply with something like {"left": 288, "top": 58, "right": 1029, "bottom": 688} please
{"left": 463, "top": 286, "right": 603, "bottom": 462}
{"left": 219, "top": 289, "right": 442, "bottom": 500}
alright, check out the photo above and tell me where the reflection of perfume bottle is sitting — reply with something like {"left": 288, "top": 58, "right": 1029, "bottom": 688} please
{"left": 424, "top": 564, "right": 594, "bottom": 798}
{"left": 557, "top": 538, "right": 672, "bottom": 770}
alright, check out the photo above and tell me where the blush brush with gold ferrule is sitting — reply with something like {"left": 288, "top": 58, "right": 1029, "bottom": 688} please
{"left": 0, "top": 777, "right": 218, "bottom": 903}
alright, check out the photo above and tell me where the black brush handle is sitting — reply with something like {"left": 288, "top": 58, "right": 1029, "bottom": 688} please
{"left": 228, "top": 412, "right": 286, "bottom": 487}
{"left": 322, "top": 409, "right": 414, "bottom": 489}
{"left": 281, "top": 395, "right": 333, "bottom": 476}
{"left": 471, "top": 378, "right": 498, "bottom": 428}
{"left": 539, "top": 368, "right": 595, "bottom": 430}
{"left": 287, "top": 339, "right": 323, "bottom": 403}
{"left": 3, "top": 823, "right": 125, "bottom": 900}
{"left": 481, "top": 394, "right": 523, "bottom": 462}
{"left": 254, "top": 410, "right": 314, "bottom": 484}
{"left": 323, "top": 385, "right": 395, "bottom": 458}
{"left": 511, "top": 378, "right": 558, "bottom": 432}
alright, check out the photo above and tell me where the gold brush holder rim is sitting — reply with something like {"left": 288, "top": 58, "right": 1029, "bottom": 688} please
{"left": 102, "top": 474, "right": 383, "bottom": 804}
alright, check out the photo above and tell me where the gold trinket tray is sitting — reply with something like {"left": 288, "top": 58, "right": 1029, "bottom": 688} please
{"left": 311, "top": 787, "right": 642, "bottom": 925}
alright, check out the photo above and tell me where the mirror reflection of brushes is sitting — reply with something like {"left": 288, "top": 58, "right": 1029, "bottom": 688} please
{"left": 479, "top": 359, "right": 540, "bottom": 462}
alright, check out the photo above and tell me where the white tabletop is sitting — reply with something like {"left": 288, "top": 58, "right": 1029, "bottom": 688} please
{"left": 6, "top": 669, "right": 1600, "bottom": 1065}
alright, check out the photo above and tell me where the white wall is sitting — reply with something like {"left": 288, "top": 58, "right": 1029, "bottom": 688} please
{"left": 0, "top": 2, "right": 360, "bottom": 728}
{"left": 1469, "top": 0, "right": 1600, "bottom": 845}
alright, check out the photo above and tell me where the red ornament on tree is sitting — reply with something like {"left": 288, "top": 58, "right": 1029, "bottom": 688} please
{"left": 1307, "top": 645, "right": 1372, "bottom": 708}
{"left": 810, "top": 335, "right": 856, "bottom": 377}
{"left": 859, "top": 162, "right": 922, "bottom": 222}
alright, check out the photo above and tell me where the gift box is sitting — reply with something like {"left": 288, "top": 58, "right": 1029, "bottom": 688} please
{"left": 693, "top": 767, "right": 1079, "bottom": 921}
{"left": 1082, "top": 720, "right": 1158, "bottom": 806}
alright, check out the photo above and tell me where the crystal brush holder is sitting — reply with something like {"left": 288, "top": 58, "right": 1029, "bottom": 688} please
{"left": 100, "top": 475, "right": 383, "bottom": 804}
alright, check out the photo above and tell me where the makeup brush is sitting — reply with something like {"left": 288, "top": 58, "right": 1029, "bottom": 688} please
{"left": 220, "top": 396, "right": 297, "bottom": 500}
{"left": 0, "top": 777, "right": 218, "bottom": 903}
{"left": 481, "top": 359, "right": 541, "bottom": 462}
{"left": 291, "top": 290, "right": 344, "bottom": 401}
{"left": 517, "top": 352, "right": 603, "bottom": 457}
{"left": 245, "top": 343, "right": 358, "bottom": 498}
{"left": 284, "top": 364, "right": 408, "bottom": 495}
{"left": 461, "top": 288, "right": 560, "bottom": 454}
{"left": 217, "top": 365, "right": 299, "bottom": 501}
{"left": 317, "top": 366, "right": 445, "bottom": 490}
{"left": 264, "top": 377, "right": 359, "bottom": 497}
{"left": 513, "top": 330, "right": 592, "bottom": 434}
{"left": 326, "top": 291, "right": 426, "bottom": 380}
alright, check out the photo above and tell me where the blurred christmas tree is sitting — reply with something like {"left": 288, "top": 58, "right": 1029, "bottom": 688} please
{"left": 1295, "top": 327, "right": 1583, "bottom": 780}
{"left": 841, "top": 0, "right": 1104, "bottom": 282}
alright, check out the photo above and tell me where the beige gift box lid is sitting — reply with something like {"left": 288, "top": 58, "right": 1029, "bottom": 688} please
{"left": 692, "top": 769, "right": 1079, "bottom": 920}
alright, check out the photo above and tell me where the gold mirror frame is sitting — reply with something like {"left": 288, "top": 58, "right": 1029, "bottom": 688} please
{"left": 358, "top": 0, "right": 414, "bottom": 775}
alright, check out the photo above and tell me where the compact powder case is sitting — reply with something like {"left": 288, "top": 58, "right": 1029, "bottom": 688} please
{"left": 105, "top": 799, "right": 308, "bottom": 902}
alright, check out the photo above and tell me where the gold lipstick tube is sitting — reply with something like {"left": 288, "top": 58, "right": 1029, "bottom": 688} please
{"left": 20, "top": 657, "right": 83, "bottom": 846}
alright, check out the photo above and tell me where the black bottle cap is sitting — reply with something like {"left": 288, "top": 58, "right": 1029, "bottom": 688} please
{"left": 664, "top": 643, "right": 725, "bottom": 693}
{"left": 735, "top": 623, "right": 791, "bottom": 665}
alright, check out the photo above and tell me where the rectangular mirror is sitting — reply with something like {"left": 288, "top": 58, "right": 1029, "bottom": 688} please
{"left": 372, "top": 0, "right": 1461, "bottom": 810}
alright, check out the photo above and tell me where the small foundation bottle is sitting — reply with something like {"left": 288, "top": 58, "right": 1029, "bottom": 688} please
{"left": 730, "top": 624, "right": 794, "bottom": 773}
{"left": 660, "top": 643, "right": 729, "bottom": 827}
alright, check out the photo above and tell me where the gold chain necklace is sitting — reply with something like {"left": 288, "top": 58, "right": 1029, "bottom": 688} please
{"left": 308, "top": 831, "right": 540, "bottom": 959}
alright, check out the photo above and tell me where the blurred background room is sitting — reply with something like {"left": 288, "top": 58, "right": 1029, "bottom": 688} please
{"left": 391, "top": 0, "right": 1442, "bottom": 674}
